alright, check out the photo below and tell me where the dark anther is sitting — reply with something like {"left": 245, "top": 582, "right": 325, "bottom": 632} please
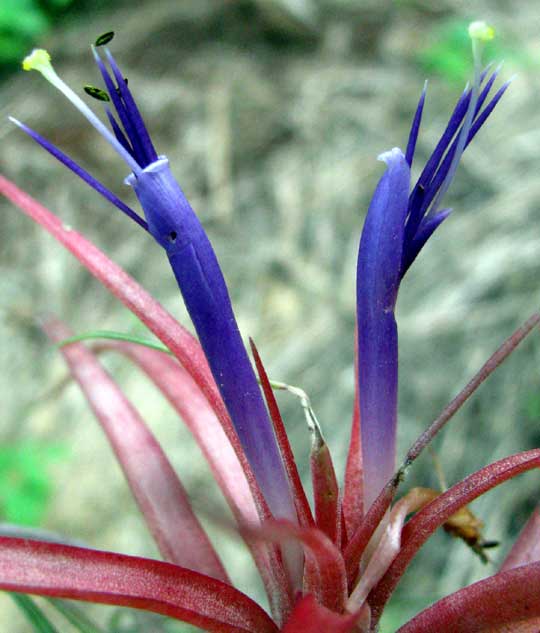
{"left": 84, "top": 85, "right": 110, "bottom": 102}
{"left": 95, "top": 32, "right": 115, "bottom": 47}
{"left": 168, "top": 231, "right": 178, "bottom": 243}
{"left": 480, "top": 540, "right": 500, "bottom": 549}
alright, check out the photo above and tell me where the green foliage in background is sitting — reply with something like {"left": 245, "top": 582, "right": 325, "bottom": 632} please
{"left": 9, "top": 593, "right": 202, "bottom": 633}
{"left": 0, "top": 0, "right": 76, "bottom": 66}
{"left": 11, "top": 594, "right": 203, "bottom": 633}
{"left": 109, "top": 610, "right": 201, "bottom": 633}
{"left": 0, "top": 0, "right": 73, "bottom": 65}
{"left": 416, "top": 19, "right": 511, "bottom": 83}
{"left": 524, "top": 389, "right": 540, "bottom": 423}
{"left": 0, "top": 441, "right": 66, "bottom": 525}
{"left": 11, "top": 594, "right": 62, "bottom": 633}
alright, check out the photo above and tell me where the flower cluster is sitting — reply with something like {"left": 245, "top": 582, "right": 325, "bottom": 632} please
{"left": 0, "top": 21, "right": 539, "bottom": 633}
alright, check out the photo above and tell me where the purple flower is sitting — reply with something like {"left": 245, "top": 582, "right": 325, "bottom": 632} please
{"left": 13, "top": 48, "right": 296, "bottom": 524}
{"left": 357, "top": 63, "right": 510, "bottom": 509}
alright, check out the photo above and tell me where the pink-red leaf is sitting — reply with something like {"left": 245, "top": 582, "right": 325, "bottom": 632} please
{"left": 94, "top": 340, "right": 258, "bottom": 527}
{"left": 369, "top": 449, "right": 540, "bottom": 625}
{"left": 0, "top": 175, "right": 293, "bottom": 623}
{"left": 2, "top": 176, "right": 295, "bottom": 621}
{"left": 44, "top": 317, "right": 228, "bottom": 582}
{"left": 255, "top": 520, "right": 347, "bottom": 613}
{"left": 0, "top": 538, "right": 278, "bottom": 633}
{"left": 281, "top": 595, "right": 364, "bottom": 633}
{"left": 0, "top": 175, "right": 264, "bottom": 512}
{"left": 397, "top": 561, "right": 540, "bottom": 633}
{"left": 94, "top": 339, "right": 293, "bottom": 621}
{"left": 501, "top": 507, "right": 540, "bottom": 572}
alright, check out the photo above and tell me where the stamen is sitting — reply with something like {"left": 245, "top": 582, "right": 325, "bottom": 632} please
{"left": 428, "top": 21, "right": 494, "bottom": 215}
{"left": 91, "top": 46, "right": 155, "bottom": 167}
{"left": 95, "top": 31, "right": 115, "bottom": 47}
{"left": 105, "top": 108, "right": 135, "bottom": 156}
{"left": 22, "top": 49, "right": 142, "bottom": 175}
{"left": 103, "top": 47, "right": 158, "bottom": 165}
{"left": 84, "top": 85, "right": 110, "bottom": 102}
{"left": 91, "top": 47, "right": 147, "bottom": 166}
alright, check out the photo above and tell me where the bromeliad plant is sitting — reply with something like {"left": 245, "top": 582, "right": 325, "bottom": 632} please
{"left": 1, "top": 21, "right": 540, "bottom": 633}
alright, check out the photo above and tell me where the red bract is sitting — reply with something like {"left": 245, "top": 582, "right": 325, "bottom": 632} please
{"left": 250, "top": 340, "right": 314, "bottom": 531}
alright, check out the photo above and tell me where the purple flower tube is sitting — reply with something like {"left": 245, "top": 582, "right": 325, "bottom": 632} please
{"left": 14, "top": 47, "right": 297, "bottom": 524}
{"left": 357, "top": 59, "right": 510, "bottom": 509}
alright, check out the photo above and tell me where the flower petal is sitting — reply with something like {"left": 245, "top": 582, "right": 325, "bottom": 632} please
{"left": 104, "top": 48, "right": 158, "bottom": 166}
{"left": 401, "top": 208, "right": 452, "bottom": 277}
{"left": 356, "top": 148, "right": 410, "bottom": 509}
{"left": 10, "top": 118, "right": 147, "bottom": 230}
{"left": 405, "top": 81, "right": 427, "bottom": 167}
{"left": 125, "top": 158, "right": 297, "bottom": 522}
{"left": 92, "top": 48, "right": 150, "bottom": 167}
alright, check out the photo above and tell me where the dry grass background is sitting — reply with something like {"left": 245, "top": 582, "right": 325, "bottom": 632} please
{"left": 0, "top": 0, "right": 539, "bottom": 630}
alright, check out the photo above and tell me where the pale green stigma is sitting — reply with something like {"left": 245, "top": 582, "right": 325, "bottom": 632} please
{"left": 429, "top": 22, "right": 492, "bottom": 215}
{"left": 468, "top": 21, "right": 495, "bottom": 74}
{"left": 468, "top": 21, "right": 495, "bottom": 42}
{"left": 22, "top": 49, "right": 53, "bottom": 74}
{"left": 20, "top": 48, "right": 141, "bottom": 175}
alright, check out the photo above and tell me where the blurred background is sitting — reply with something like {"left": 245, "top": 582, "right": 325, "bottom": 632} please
{"left": 0, "top": 0, "right": 539, "bottom": 630}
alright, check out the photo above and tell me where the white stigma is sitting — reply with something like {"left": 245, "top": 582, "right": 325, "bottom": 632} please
{"left": 22, "top": 49, "right": 141, "bottom": 176}
{"left": 468, "top": 21, "right": 495, "bottom": 43}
